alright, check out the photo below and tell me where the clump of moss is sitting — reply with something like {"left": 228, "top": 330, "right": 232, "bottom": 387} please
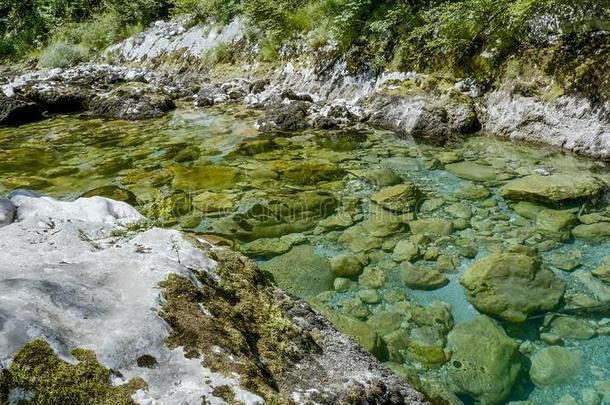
{"left": 211, "top": 384, "right": 238, "bottom": 403}
{"left": 4, "top": 339, "right": 144, "bottom": 404}
{"left": 159, "top": 248, "right": 318, "bottom": 404}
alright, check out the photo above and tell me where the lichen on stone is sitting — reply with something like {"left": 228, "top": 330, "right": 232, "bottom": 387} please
{"left": 2, "top": 339, "right": 144, "bottom": 404}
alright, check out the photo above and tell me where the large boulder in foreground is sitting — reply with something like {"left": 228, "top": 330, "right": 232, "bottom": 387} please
{"left": 500, "top": 174, "right": 606, "bottom": 205}
{"left": 446, "top": 316, "right": 521, "bottom": 405}
{"left": 460, "top": 254, "right": 565, "bottom": 322}
{"left": 0, "top": 193, "right": 426, "bottom": 404}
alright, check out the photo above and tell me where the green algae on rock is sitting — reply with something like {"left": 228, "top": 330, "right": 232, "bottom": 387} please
{"left": 170, "top": 164, "right": 241, "bottom": 192}
{"left": 371, "top": 183, "right": 423, "bottom": 212}
{"left": 529, "top": 346, "right": 582, "bottom": 388}
{"left": 81, "top": 185, "right": 139, "bottom": 206}
{"left": 409, "top": 218, "right": 454, "bottom": 237}
{"left": 447, "top": 316, "right": 521, "bottom": 405}
{"left": 460, "top": 254, "right": 565, "bottom": 322}
{"left": 260, "top": 245, "right": 333, "bottom": 297}
{"left": 593, "top": 265, "right": 610, "bottom": 284}
{"left": 572, "top": 222, "right": 610, "bottom": 244}
{"left": 500, "top": 174, "right": 605, "bottom": 205}
{"left": 2, "top": 339, "right": 143, "bottom": 405}
{"left": 330, "top": 253, "right": 364, "bottom": 277}
{"left": 445, "top": 161, "right": 499, "bottom": 183}
{"left": 401, "top": 262, "right": 449, "bottom": 290}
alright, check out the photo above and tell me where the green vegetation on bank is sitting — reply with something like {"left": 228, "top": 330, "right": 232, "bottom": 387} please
{"left": 1, "top": 0, "right": 608, "bottom": 90}
{"left": 0, "top": 339, "right": 144, "bottom": 404}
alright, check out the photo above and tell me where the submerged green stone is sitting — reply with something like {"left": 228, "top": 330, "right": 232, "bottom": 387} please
{"left": 447, "top": 316, "right": 521, "bottom": 405}
{"left": 170, "top": 164, "right": 241, "bottom": 191}
{"left": 501, "top": 174, "right": 604, "bottom": 205}
{"left": 460, "top": 254, "right": 565, "bottom": 322}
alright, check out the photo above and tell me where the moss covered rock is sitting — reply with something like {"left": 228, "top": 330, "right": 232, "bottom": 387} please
{"left": 445, "top": 161, "right": 498, "bottom": 183}
{"left": 260, "top": 245, "right": 333, "bottom": 297}
{"left": 170, "top": 164, "right": 241, "bottom": 192}
{"left": 500, "top": 174, "right": 605, "bottom": 205}
{"left": 447, "top": 316, "right": 521, "bottom": 405}
{"left": 529, "top": 346, "right": 582, "bottom": 388}
{"left": 572, "top": 222, "right": 610, "bottom": 244}
{"left": 401, "top": 262, "right": 449, "bottom": 291}
{"left": 88, "top": 82, "right": 175, "bottom": 120}
{"left": 460, "top": 254, "right": 565, "bottom": 322}
{"left": 371, "top": 183, "right": 423, "bottom": 212}
{"left": 4, "top": 339, "right": 141, "bottom": 404}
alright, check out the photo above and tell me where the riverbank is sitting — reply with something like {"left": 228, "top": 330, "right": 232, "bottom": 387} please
{"left": 2, "top": 15, "right": 609, "bottom": 159}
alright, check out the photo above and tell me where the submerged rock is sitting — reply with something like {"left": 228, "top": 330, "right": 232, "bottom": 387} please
{"left": 593, "top": 265, "right": 610, "bottom": 284}
{"left": 500, "top": 174, "right": 605, "bottom": 205}
{"left": 371, "top": 183, "right": 423, "bottom": 213}
{"left": 535, "top": 209, "right": 577, "bottom": 241}
{"left": 572, "top": 222, "right": 610, "bottom": 244}
{"left": 260, "top": 245, "right": 333, "bottom": 297}
{"left": 460, "top": 254, "right": 565, "bottom": 322}
{"left": 447, "top": 316, "right": 521, "bottom": 405}
{"left": 330, "top": 254, "right": 364, "bottom": 277}
{"left": 401, "top": 262, "right": 449, "bottom": 290}
{"left": 544, "top": 315, "right": 596, "bottom": 340}
{"left": 409, "top": 218, "right": 454, "bottom": 236}
{"left": 445, "top": 161, "right": 498, "bottom": 183}
{"left": 80, "top": 185, "right": 139, "bottom": 206}
{"left": 529, "top": 346, "right": 582, "bottom": 388}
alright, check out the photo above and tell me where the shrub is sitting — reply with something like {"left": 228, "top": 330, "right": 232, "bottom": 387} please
{"left": 39, "top": 41, "right": 89, "bottom": 68}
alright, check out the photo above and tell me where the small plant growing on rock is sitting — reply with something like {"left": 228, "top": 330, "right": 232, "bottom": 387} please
{"left": 39, "top": 41, "right": 89, "bottom": 68}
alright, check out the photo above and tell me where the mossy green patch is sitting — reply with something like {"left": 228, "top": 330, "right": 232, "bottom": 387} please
{"left": 3, "top": 339, "right": 144, "bottom": 404}
{"left": 211, "top": 384, "right": 240, "bottom": 404}
{"left": 159, "top": 247, "right": 318, "bottom": 403}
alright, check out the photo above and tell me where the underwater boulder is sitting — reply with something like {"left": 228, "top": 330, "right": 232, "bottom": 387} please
{"left": 500, "top": 174, "right": 605, "bottom": 205}
{"left": 81, "top": 185, "right": 139, "bottom": 206}
{"left": 529, "top": 346, "right": 582, "bottom": 388}
{"left": 460, "top": 253, "right": 565, "bottom": 322}
{"left": 371, "top": 184, "right": 423, "bottom": 213}
{"left": 445, "top": 161, "right": 499, "bottom": 183}
{"left": 572, "top": 222, "right": 610, "bottom": 244}
{"left": 447, "top": 316, "right": 521, "bottom": 405}
{"left": 260, "top": 245, "right": 334, "bottom": 297}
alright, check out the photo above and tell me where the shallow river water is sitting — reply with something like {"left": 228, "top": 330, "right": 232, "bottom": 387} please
{"left": 2, "top": 105, "right": 610, "bottom": 404}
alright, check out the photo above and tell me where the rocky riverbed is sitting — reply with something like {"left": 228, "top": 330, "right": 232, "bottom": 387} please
{"left": 1, "top": 13, "right": 610, "bottom": 405}
{"left": 1, "top": 99, "right": 610, "bottom": 404}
